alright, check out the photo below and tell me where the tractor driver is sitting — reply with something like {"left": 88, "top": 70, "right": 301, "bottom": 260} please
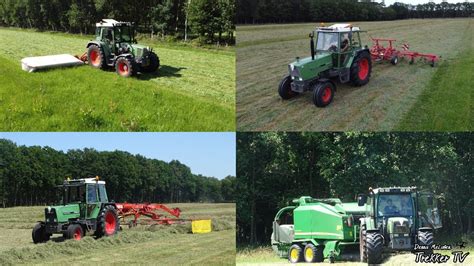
{"left": 341, "top": 39, "right": 350, "bottom": 52}
{"left": 400, "top": 197, "right": 413, "bottom": 216}
{"left": 384, "top": 199, "right": 399, "bottom": 215}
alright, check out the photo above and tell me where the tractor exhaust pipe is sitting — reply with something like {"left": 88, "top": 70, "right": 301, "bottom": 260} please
{"left": 310, "top": 32, "right": 315, "bottom": 60}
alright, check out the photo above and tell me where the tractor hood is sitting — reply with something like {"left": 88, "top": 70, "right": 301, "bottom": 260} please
{"left": 387, "top": 217, "right": 411, "bottom": 234}
{"left": 131, "top": 44, "right": 151, "bottom": 58}
{"left": 45, "top": 204, "right": 80, "bottom": 223}
{"left": 288, "top": 53, "right": 333, "bottom": 81}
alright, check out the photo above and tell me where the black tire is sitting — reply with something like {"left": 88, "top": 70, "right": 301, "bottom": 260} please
{"left": 288, "top": 244, "right": 303, "bottom": 263}
{"left": 304, "top": 243, "right": 324, "bottom": 263}
{"left": 141, "top": 52, "right": 160, "bottom": 73}
{"left": 366, "top": 232, "right": 383, "bottom": 264}
{"left": 32, "top": 223, "right": 50, "bottom": 244}
{"left": 391, "top": 55, "right": 399, "bottom": 65}
{"left": 350, "top": 51, "right": 372, "bottom": 86}
{"left": 87, "top": 45, "right": 106, "bottom": 69}
{"left": 66, "top": 224, "right": 83, "bottom": 240}
{"left": 417, "top": 231, "right": 434, "bottom": 254}
{"left": 115, "top": 57, "right": 136, "bottom": 78}
{"left": 95, "top": 205, "right": 120, "bottom": 238}
{"left": 312, "top": 81, "right": 335, "bottom": 107}
{"left": 278, "top": 75, "right": 298, "bottom": 100}
{"left": 359, "top": 226, "right": 367, "bottom": 262}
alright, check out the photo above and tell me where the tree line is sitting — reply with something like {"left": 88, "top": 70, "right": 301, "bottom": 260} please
{"left": 237, "top": 132, "right": 472, "bottom": 245}
{"left": 0, "top": 0, "right": 235, "bottom": 44}
{"left": 236, "top": 0, "right": 473, "bottom": 24}
{"left": 0, "top": 139, "right": 236, "bottom": 208}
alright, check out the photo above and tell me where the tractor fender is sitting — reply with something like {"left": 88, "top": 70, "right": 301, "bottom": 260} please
{"left": 418, "top": 227, "right": 433, "bottom": 232}
{"left": 116, "top": 53, "right": 134, "bottom": 60}
{"left": 316, "top": 78, "right": 337, "bottom": 91}
{"left": 86, "top": 41, "right": 102, "bottom": 49}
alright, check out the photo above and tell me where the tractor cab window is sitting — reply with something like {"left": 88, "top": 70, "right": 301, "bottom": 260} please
{"left": 377, "top": 194, "right": 414, "bottom": 217}
{"left": 419, "top": 192, "right": 442, "bottom": 229}
{"left": 98, "top": 184, "right": 108, "bottom": 202}
{"left": 114, "top": 26, "right": 133, "bottom": 43}
{"left": 87, "top": 184, "right": 98, "bottom": 203}
{"left": 316, "top": 32, "right": 339, "bottom": 52}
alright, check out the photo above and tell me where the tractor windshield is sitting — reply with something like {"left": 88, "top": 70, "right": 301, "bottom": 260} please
{"left": 316, "top": 32, "right": 339, "bottom": 52}
{"left": 377, "top": 194, "right": 414, "bottom": 217}
{"left": 114, "top": 26, "right": 134, "bottom": 43}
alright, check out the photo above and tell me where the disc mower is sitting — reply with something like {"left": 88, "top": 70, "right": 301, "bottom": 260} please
{"left": 279, "top": 24, "right": 372, "bottom": 107}
{"left": 83, "top": 19, "right": 160, "bottom": 77}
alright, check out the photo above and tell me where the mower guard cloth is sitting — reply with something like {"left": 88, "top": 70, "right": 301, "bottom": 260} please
{"left": 21, "top": 54, "right": 84, "bottom": 73}
{"left": 192, "top": 219, "right": 212, "bottom": 234}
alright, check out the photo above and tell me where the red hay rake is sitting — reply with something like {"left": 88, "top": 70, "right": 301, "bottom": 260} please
{"left": 370, "top": 38, "right": 440, "bottom": 67}
{"left": 116, "top": 203, "right": 187, "bottom": 227}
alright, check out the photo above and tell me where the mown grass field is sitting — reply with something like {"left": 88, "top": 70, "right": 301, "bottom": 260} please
{"left": 0, "top": 203, "right": 235, "bottom": 265}
{"left": 0, "top": 28, "right": 235, "bottom": 131}
{"left": 237, "top": 18, "right": 473, "bottom": 131}
{"left": 236, "top": 243, "right": 474, "bottom": 265}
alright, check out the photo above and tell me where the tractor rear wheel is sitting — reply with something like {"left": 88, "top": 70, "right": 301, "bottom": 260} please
{"left": 278, "top": 76, "right": 298, "bottom": 100}
{"left": 350, "top": 51, "right": 372, "bottom": 86}
{"left": 115, "top": 57, "right": 136, "bottom": 78}
{"left": 359, "top": 226, "right": 367, "bottom": 262}
{"left": 32, "top": 223, "right": 50, "bottom": 244}
{"left": 95, "top": 205, "right": 120, "bottom": 238}
{"left": 312, "top": 81, "right": 335, "bottom": 107}
{"left": 366, "top": 232, "right": 383, "bottom": 264}
{"left": 66, "top": 224, "right": 83, "bottom": 241}
{"left": 141, "top": 52, "right": 160, "bottom": 73}
{"left": 417, "top": 231, "right": 434, "bottom": 254}
{"left": 87, "top": 45, "right": 106, "bottom": 69}
{"left": 304, "top": 243, "right": 324, "bottom": 263}
{"left": 288, "top": 244, "right": 303, "bottom": 263}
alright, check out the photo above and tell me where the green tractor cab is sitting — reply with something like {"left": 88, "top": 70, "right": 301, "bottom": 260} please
{"left": 357, "top": 187, "right": 442, "bottom": 264}
{"left": 279, "top": 24, "right": 372, "bottom": 107}
{"left": 87, "top": 19, "right": 160, "bottom": 77}
{"left": 32, "top": 177, "right": 120, "bottom": 243}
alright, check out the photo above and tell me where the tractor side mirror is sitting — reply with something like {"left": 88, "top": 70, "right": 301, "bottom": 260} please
{"left": 427, "top": 195, "right": 433, "bottom": 206}
{"left": 309, "top": 32, "right": 314, "bottom": 38}
{"left": 357, "top": 194, "right": 367, "bottom": 206}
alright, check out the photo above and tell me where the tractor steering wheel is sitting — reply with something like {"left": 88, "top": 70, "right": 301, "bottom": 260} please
{"left": 328, "top": 45, "right": 337, "bottom": 52}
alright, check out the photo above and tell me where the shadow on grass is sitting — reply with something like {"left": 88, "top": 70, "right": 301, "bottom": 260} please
{"left": 138, "top": 65, "right": 186, "bottom": 80}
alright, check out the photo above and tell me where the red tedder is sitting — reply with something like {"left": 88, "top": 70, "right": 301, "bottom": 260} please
{"left": 370, "top": 38, "right": 440, "bottom": 67}
{"left": 116, "top": 203, "right": 184, "bottom": 227}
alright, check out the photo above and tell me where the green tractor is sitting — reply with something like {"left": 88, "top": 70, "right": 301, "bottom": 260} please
{"left": 271, "top": 196, "right": 366, "bottom": 263}
{"left": 279, "top": 24, "right": 372, "bottom": 107}
{"left": 32, "top": 177, "right": 120, "bottom": 243}
{"left": 357, "top": 187, "right": 442, "bottom": 264}
{"left": 87, "top": 19, "right": 160, "bottom": 77}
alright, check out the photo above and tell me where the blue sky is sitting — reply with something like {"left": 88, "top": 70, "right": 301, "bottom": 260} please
{"left": 0, "top": 133, "right": 236, "bottom": 179}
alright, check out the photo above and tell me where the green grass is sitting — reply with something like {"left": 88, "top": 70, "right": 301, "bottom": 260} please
{"left": 236, "top": 18, "right": 473, "bottom": 131}
{"left": 0, "top": 203, "right": 235, "bottom": 265}
{"left": 0, "top": 28, "right": 235, "bottom": 131}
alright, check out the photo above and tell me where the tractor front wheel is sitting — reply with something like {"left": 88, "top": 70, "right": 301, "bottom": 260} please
{"left": 66, "top": 224, "right": 83, "bottom": 241}
{"left": 141, "top": 52, "right": 160, "bottom": 73}
{"left": 417, "top": 230, "right": 434, "bottom": 254}
{"left": 87, "top": 45, "right": 106, "bottom": 69}
{"left": 350, "top": 51, "right": 372, "bottom": 86}
{"left": 32, "top": 223, "right": 50, "bottom": 244}
{"left": 278, "top": 76, "right": 298, "bottom": 100}
{"left": 366, "top": 232, "right": 383, "bottom": 264}
{"left": 95, "top": 205, "right": 120, "bottom": 238}
{"left": 288, "top": 244, "right": 303, "bottom": 263}
{"left": 115, "top": 57, "right": 136, "bottom": 78}
{"left": 312, "top": 81, "right": 335, "bottom": 107}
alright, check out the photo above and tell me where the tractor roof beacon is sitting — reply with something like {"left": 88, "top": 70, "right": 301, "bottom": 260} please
{"left": 32, "top": 177, "right": 120, "bottom": 243}
{"left": 279, "top": 24, "right": 372, "bottom": 107}
{"left": 87, "top": 19, "right": 160, "bottom": 77}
